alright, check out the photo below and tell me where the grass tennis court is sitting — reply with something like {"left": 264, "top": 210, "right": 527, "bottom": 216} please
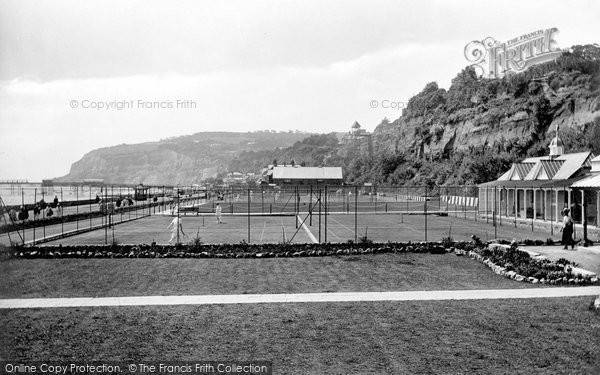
{"left": 44, "top": 209, "right": 557, "bottom": 246}
{"left": 45, "top": 214, "right": 313, "bottom": 245}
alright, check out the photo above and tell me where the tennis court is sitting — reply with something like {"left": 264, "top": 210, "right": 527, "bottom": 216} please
{"left": 45, "top": 214, "right": 313, "bottom": 245}
{"left": 44, "top": 208, "right": 556, "bottom": 245}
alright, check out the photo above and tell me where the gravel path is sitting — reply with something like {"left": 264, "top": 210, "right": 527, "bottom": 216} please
{"left": 2, "top": 287, "right": 599, "bottom": 309}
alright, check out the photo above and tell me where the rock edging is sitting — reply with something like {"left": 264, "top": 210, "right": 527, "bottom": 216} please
{"left": 458, "top": 244, "right": 599, "bottom": 285}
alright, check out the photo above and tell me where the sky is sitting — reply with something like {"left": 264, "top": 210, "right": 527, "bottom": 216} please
{"left": 1, "top": 0, "right": 599, "bottom": 181}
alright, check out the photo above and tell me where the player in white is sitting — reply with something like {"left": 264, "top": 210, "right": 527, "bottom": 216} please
{"left": 215, "top": 202, "right": 222, "bottom": 224}
{"left": 167, "top": 216, "right": 186, "bottom": 244}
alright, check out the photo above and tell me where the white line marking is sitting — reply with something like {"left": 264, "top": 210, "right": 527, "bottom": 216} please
{"left": 326, "top": 225, "right": 341, "bottom": 240}
{"left": 1, "top": 287, "right": 598, "bottom": 309}
{"left": 259, "top": 219, "right": 266, "bottom": 243}
{"left": 327, "top": 216, "right": 355, "bottom": 235}
{"left": 297, "top": 215, "right": 318, "bottom": 243}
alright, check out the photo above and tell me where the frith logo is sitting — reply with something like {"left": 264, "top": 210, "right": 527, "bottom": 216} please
{"left": 464, "top": 28, "right": 562, "bottom": 78}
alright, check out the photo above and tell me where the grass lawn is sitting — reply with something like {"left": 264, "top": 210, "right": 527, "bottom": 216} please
{"left": 1, "top": 297, "right": 599, "bottom": 374}
{"left": 0, "top": 253, "right": 544, "bottom": 299}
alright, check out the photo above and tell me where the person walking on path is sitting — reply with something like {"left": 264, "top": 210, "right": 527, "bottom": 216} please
{"left": 167, "top": 216, "right": 186, "bottom": 244}
{"left": 215, "top": 202, "right": 222, "bottom": 224}
{"left": 560, "top": 208, "right": 578, "bottom": 250}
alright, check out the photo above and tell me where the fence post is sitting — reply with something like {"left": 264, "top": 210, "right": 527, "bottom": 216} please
{"left": 463, "top": 186, "right": 466, "bottom": 220}
{"left": 89, "top": 186, "right": 92, "bottom": 230}
{"left": 21, "top": 190, "right": 25, "bottom": 245}
{"left": 424, "top": 185, "right": 428, "bottom": 243}
{"left": 310, "top": 185, "right": 313, "bottom": 226}
{"left": 498, "top": 188, "right": 501, "bottom": 226}
{"left": 324, "top": 185, "right": 328, "bottom": 243}
{"left": 61, "top": 188, "right": 64, "bottom": 236}
{"left": 176, "top": 189, "right": 180, "bottom": 244}
{"left": 473, "top": 186, "right": 477, "bottom": 222}
{"left": 531, "top": 186, "right": 534, "bottom": 232}
{"left": 104, "top": 187, "right": 108, "bottom": 244}
{"left": 493, "top": 186, "right": 497, "bottom": 237}
{"left": 354, "top": 185, "right": 358, "bottom": 243}
{"left": 247, "top": 188, "right": 251, "bottom": 243}
{"left": 494, "top": 210, "right": 497, "bottom": 239}
{"left": 514, "top": 187, "right": 517, "bottom": 228}
{"left": 33, "top": 188, "right": 36, "bottom": 245}
{"left": 76, "top": 186, "right": 79, "bottom": 231}
{"left": 318, "top": 188, "right": 322, "bottom": 243}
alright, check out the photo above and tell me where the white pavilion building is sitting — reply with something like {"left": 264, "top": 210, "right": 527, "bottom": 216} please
{"left": 478, "top": 126, "right": 600, "bottom": 234}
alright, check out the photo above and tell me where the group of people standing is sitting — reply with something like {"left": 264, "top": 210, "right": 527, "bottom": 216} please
{"left": 7, "top": 195, "right": 62, "bottom": 223}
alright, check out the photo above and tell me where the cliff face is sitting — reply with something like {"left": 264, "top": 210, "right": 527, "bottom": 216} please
{"left": 372, "top": 64, "right": 600, "bottom": 161}
{"left": 374, "top": 93, "right": 599, "bottom": 157}
{"left": 58, "top": 131, "right": 312, "bottom": 185}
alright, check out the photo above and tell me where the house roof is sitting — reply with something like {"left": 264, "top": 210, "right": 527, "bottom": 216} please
{"left": 514, "top": 162, "right": 536, "bottom": 179}
{"left": 522, "top": 151, "right": 593, "bottom": 180}
{"left": 272, "top": 167, "right": 343, "bottom": 180}
{"left": 498, "top": 162, "right": 535, "bottom": 181}
{"left": 479, "top": 175, "right": 588, "bottom": 189}
{"left": 591, "top": 155, "right": 600, "bottom": 172}
{"left": 524, "top": 162, "right": 543, "bottom": 180}
{"left": 571, "top": 173, "right": 600, "bottom": 189}
{"left": 539, "top": 160, "right": 564, "bottom": 179}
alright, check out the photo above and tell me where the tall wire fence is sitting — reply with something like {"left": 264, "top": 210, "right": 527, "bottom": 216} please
{"left": 0, "top": 184, "right": 204, "bottom": 246}
{"left": 3, "top": 183, "right": 597, "bottom": 246}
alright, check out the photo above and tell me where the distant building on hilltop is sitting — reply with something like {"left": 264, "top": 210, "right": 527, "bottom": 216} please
{"left": 479, "top": 124, "right": 600, "bottom": 236}
{"left": 341, "top": 121, "right": 373, "bottom": 158}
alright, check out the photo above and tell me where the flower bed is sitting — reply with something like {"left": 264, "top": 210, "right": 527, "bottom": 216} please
{"left": 465, "top": 240, "right": 598, "bottom": 285}
{"left": 6, "top": 241, "right": 452, "bottom": 259}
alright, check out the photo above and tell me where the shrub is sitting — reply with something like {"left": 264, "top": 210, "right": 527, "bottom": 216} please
{"left": 187, "top": 230, "right": 203, "bottom": 252}
{"left": 470, "top": 235, "right": 484, "bottom": 247}
{"left": 555, "top": 258, "right": 578, "bottom": 267}
{"left": 441, "top": 236, "right": 454, "bottom": 248}
{"left": 358, "top": 236, "right": 373, "bottom": 245}
{"left": 358, "top": 228, "right": 373, "bottom": 245}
